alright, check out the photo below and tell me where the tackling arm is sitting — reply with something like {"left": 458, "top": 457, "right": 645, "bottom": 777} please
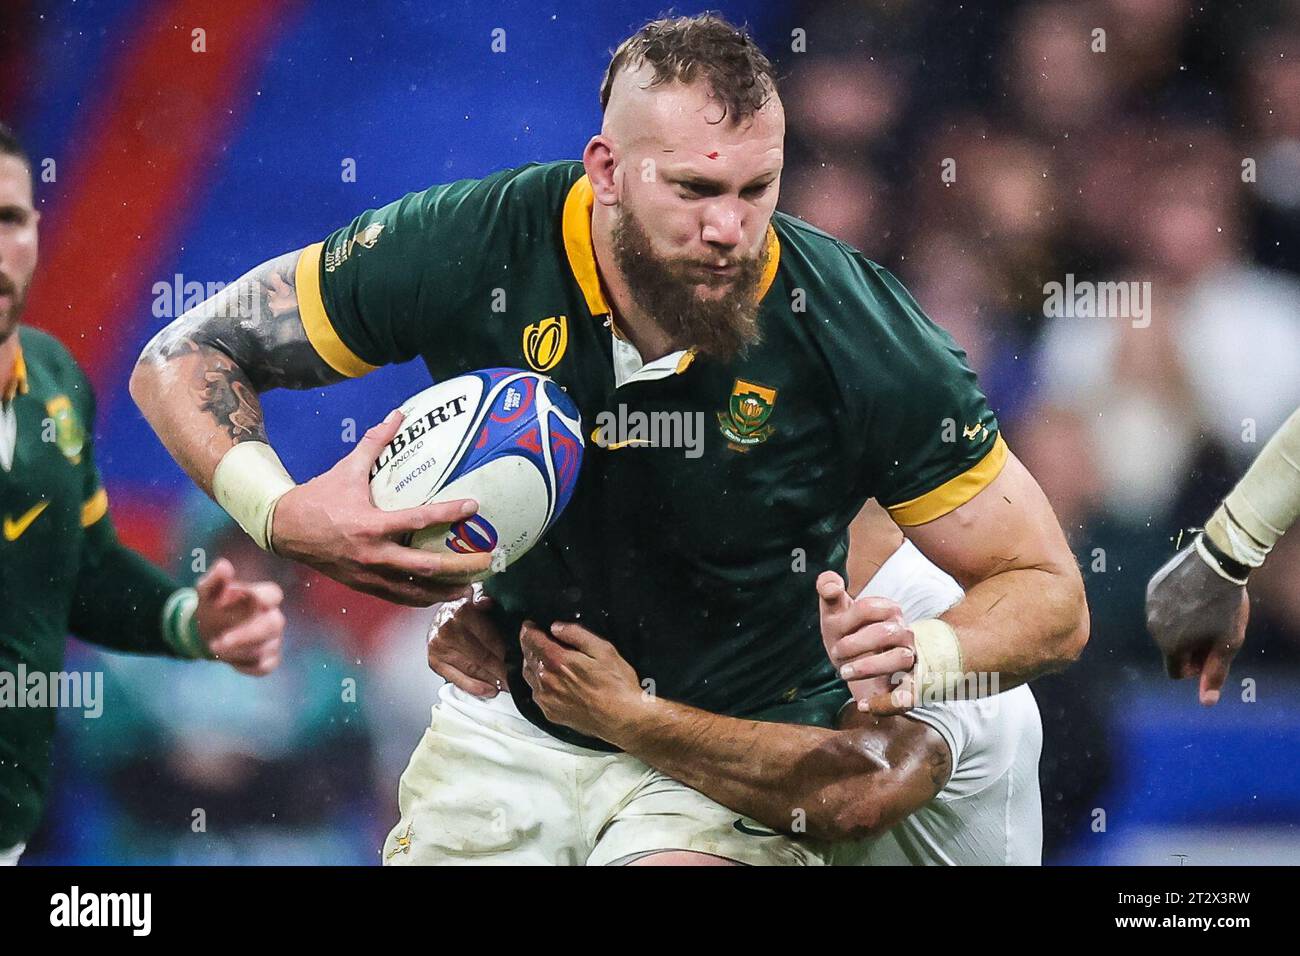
{"left": 594, "top": 690, "right": 950, "bottom": 842}
{"left": 520, "top": 620, "right": 950, "bottom": 842}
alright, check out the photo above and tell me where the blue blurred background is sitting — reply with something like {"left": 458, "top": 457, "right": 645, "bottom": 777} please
{"left": 2, "top": 0, "right": 1298, "bottom": 864}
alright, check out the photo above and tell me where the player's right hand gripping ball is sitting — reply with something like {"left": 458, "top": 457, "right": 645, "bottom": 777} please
{"left": 369, "top": 368, "right": 583, "bottom": 580}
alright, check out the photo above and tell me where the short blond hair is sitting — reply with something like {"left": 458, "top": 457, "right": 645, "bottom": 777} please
{"left": 600, "top": 13, "right": 778, "bottom": 123}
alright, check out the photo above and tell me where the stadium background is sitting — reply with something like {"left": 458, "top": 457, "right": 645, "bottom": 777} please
{"left": 2, "top": 0, "right": 1298, "bottom": 864}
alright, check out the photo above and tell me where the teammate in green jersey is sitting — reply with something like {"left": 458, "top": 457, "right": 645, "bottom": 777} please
{"left": 131, "top": 14, "right": 1087, "bottom": 865}
{"left": 0, "top": 124, "right": 285, "bottom": 864}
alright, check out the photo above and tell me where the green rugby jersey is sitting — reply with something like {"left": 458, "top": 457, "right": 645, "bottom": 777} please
{"left": 0, "top": 327, "right": 200, "bottom": 847}
{"left": 300, "top": 160, "right": 1005, "bottom": 750}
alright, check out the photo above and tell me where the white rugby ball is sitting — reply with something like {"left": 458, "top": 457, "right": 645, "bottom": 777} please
{"left": 368, "top": 368, "right": 584, "bottom": 580}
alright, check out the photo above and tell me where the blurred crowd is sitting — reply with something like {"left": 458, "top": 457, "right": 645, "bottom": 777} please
{"left": 775, "top": 0, "right": 1300, "bottom": 856}
{"left": 21, "top": 0, "right": 1300, "bottom": 865}
{"left": 779, "top": 0, "right": 1300, "bottom": 646}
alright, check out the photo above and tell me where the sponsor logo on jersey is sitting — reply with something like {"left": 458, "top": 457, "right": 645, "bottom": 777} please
{"left": 717, "top": 379, "right": 777, "bottom": 451}
{"left": 733, "top": 817, "right": 781, "bottom": 837}
{"left": 324, "top": 221, "right": 386, "bottom": 273}
{"left": 45, "top": 395, "right": 85, "bottom": 464}
{"left": 523, "top": 315, "right": 568, "bottom": 372}
{"left": 3, "top": 500, "right": 49, "bottom": 541}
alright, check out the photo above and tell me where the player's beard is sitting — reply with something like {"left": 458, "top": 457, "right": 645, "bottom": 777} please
{"left": 0, "top": 272, "right": 26, "bottom": 344}
{"left": 611, "top": 205, "right": 767, "bottom": 362}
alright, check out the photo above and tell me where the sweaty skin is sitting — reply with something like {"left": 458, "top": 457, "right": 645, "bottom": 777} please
{"left": 587, "top": 63, "right": 785, "bottom": 362}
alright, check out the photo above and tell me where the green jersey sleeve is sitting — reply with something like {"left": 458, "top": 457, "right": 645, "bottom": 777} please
{"left": 849, "top": 258, "right": 1005, "bottom": 525}
{"left": 297, "top": 163, "right": 557, "bottom": 376}
{"left": 65, "top": 373, "right": 191, "bottom": 658}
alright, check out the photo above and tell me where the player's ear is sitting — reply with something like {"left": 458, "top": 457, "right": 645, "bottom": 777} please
{"left": 583, "top": 136, "right": 619, "bottom": 205}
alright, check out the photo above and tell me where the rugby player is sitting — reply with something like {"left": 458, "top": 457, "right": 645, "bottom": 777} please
{"left": 1146, "top": 406, "right": 1300, "bottom": 705}
{"left": 429, "top": 509, "right": 1044, "bottom": 865}
{"left": 131, "top": 15, "right": 1086, "bottom": 865}
{"left": 0, "top": 123, "right": 285, "bottom": 866}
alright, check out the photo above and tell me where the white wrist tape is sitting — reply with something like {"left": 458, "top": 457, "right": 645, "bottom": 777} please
{"left": 911, "top": 618, "right": 965, "bottom": 702}
{"left": 212, "top": 442, "right": 296, "bottom": 552}
{"left": 1204, "top": 407, "right": 1300, "bottom": 568}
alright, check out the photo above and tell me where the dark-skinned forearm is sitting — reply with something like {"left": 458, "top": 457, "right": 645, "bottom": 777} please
{"left": 603, "top": 698, "right": 886, "bottom": 841}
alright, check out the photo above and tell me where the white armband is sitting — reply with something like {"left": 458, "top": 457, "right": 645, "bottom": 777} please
{"left": 212, "top": 441, "right": 296, "bottom": 552}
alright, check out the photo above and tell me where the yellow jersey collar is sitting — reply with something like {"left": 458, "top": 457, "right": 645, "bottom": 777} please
{"left": 561, "top": 174, "right": 783, "bottom": 321}
{"left": 2, "top": 341, "right": 28, "bottom": 403}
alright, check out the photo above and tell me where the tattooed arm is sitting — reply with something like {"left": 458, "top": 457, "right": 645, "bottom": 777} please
{"left": 130, "top": 250, "right": 338, "bottom": 488}
{"left": 130, "top": 248, "right": 490, "bottom": 606}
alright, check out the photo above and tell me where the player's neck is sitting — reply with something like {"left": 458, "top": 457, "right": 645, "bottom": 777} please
{"left": 590, "top": 219, "right": 680, "bottom": 363}
{"left": 0, "top": 328, "right": 17, "bottom": 401}
{"left": 0, "top": 332, "right": 16, "bottom": 403}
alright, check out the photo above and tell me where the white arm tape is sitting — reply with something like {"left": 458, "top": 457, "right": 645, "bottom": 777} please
{"left": 911, "top": 618, "right": 965, "bottom": 703}
{"left": 212, "top": 441, "right": 296, "bottom": 552}
{"left": 858, "top": 540, "right": 968, "bottom": 702}
{"left": 1205, "top": 406, "right": 1300, "bottom": 567}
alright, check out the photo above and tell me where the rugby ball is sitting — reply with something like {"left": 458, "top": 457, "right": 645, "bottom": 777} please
{"left": 368, "top": 368, "right": 583, "bottom": 579}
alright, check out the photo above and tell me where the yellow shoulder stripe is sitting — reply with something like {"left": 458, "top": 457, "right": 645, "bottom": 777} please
{"left": 562, "top": 176, "right": 611, "bottom": 317}
{"left": 887, "top": 433, "right": 1009, "bottom": 526}
{"left": 295, "top": 242, "right": 379, "bottom": 379}
{"left": 3, "top": 342, "right": 28, "bottom": 402}
{"left": 756, "top": 225, "right": 780, "bottom": 302}
{"left": 81, "top": 487, "right": 108, "bottom": 527}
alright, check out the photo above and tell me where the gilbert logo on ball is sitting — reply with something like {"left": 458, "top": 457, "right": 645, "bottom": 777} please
{"left": 369, "top": 368, "right": 583, "bottom": 579}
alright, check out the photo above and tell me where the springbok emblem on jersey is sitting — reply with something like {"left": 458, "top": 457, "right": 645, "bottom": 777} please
{"left": 522, "top": 315, "right": 568, "bottom": 372}
{"left": 45, "top": 395, "right": 85, "bottom": 464}
{"left": 718, "top": 378, "right": 778, "bottom": 451}
{"left": 386, "top": 822, "right": 414, "bottom": 860}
